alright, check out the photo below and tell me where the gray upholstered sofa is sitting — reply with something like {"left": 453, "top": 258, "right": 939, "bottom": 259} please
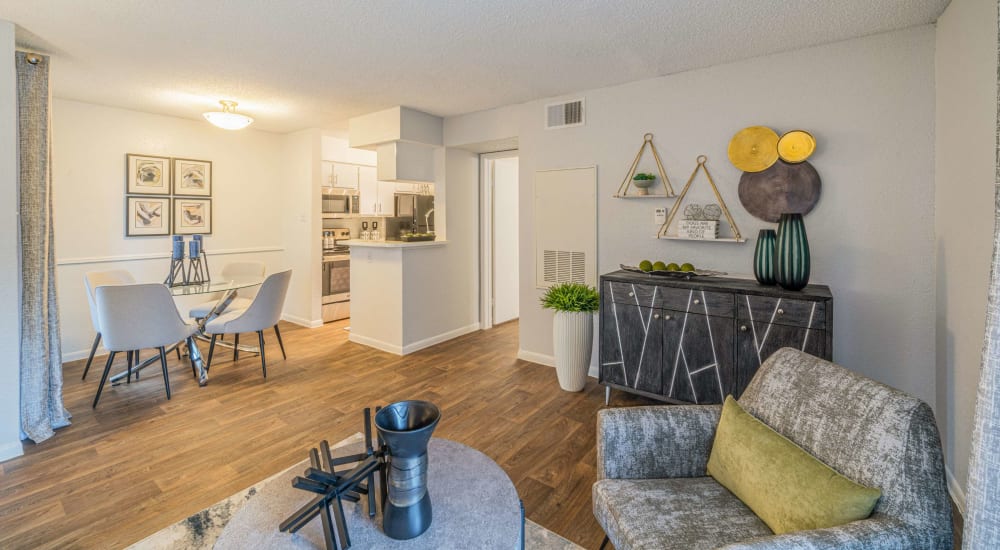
{"left": 593, "top": 348, "right": 953, "bottom": 549}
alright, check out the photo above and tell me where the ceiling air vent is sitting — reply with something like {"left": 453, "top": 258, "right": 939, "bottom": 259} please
{"left": 545, "top": 98, "right": 585, "bottom": 129}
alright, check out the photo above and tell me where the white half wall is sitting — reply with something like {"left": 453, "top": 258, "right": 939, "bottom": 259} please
{"left": 446, "top": 26, "right": 938, "bottom": 406}
{"left": 0, "top": 20, "right": 23, "bottom": 461}
{"left": 934, "top": 0, "right": 999, "bottom": 514}
{"left": 51, "top": 100, "right": 293, "bottom": 359}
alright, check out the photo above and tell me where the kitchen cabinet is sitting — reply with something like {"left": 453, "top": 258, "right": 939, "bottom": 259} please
{"left": 358, "top": 165, "right": 379, "bottom": 215}
{"left": 331, "top": 163, "right": 360, "bottom": 189}
{"left": 599, "top": 271, "right": 832, "bottom": 404}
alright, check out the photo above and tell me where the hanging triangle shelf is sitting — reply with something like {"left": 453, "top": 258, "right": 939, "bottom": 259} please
{"left": 614, "top": 133, "right": 676, "bottom": 198}
{"left": 657, "top": 155, "right": 746, "bottom": 242}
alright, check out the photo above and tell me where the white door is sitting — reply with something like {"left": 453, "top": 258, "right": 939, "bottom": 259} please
{"left": 481, "top": 151, "right": 519, "bottom": 328}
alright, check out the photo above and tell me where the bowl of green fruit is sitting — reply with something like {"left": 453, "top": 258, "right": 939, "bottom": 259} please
{"left": 621, "top": 261, "right": 725, "bottom": 278}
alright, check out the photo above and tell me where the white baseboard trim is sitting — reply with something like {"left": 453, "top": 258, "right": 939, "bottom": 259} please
{"left": 517, "top": 349, "right": 554, "bottom": 367}
{"left": 401, "top": 323, "right": 480, "bottom": 355}
{"left": 281, "top": 313, "right": 323, "bottom": 328}
{"left": 63, "top": 345, "right": 105, "bottom": 363}
{"left": 0, "top": 440, "right": 23, "bottom": 463}
{"left": 350, "top": 323, "right": 482, "bottom": 356}
{"left": 349, "top": 333, "right": 403, "bottom": 355}
{"left": 946, "top": 465, "right": 966, "bottom": 518}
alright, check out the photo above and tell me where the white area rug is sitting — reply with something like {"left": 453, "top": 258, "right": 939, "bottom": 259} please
{"left": 128, "top": 434, "right": 582, "bottom": 550}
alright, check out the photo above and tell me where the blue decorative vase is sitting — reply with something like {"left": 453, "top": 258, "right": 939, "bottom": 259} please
{"left": 753, "top": 229, "right": 777, "bottom": 285}
{"left": 774, "top": 213, "right": 810, "bottom": 291}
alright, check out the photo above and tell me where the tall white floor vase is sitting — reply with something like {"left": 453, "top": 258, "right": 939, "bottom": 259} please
{"left": 553, "top": 311, "right": 593, "bottom": 392}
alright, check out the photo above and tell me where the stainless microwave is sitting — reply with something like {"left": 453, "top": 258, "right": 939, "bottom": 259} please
{"left": 322, "top": 192, "right": 360, "bottom": 214}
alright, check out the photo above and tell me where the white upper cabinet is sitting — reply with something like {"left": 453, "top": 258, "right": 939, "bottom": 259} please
{"left": 358, "top": 165, "right": 379, "bottom": 214}
{"left": 331, "top": 163, "right": 360, "bottom": 189}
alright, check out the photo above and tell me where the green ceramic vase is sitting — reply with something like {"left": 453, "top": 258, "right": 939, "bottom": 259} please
{"left": 753, "top": 229, "right": 777, "bottom": 285}
{"left": 775, "top": 213, "right": 810, "bottom": 291}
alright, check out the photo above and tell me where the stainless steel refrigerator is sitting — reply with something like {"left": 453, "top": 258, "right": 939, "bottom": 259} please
{"left": 394, "top": 193, "right": 435, "bottom": 233}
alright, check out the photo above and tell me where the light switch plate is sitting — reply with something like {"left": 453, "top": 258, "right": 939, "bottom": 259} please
{"left": 654, "top": 207, "right": 667, "bottom": 225}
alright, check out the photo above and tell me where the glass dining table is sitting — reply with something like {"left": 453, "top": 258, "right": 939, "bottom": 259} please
{"left": 108, "top": 279, "right": 264, "bottom": 387}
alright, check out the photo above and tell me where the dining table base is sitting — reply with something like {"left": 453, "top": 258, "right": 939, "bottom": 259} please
{"left": 108, "top": 288, "right": 255, "bottom": 387}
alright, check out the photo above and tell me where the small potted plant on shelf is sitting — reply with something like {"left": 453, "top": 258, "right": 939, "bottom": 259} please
{"left": 541, "top": 283, "right": 600, "bottom": 391}
{"left": 632, "top": 172, "right": 656, "bottom": 195}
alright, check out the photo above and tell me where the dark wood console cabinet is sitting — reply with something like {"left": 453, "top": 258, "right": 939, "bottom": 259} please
{"left": 599, "top": 270, "right": 832, "bottom": 405}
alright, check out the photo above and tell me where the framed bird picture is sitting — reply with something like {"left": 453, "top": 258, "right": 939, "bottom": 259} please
{"left": 173, "top": 197, "right": 212, "bottom": 235}
{"left": 172, "top": 158, "right": 212, "bottom": 196}
{"left": 125, "top": 196, "right": 171, "bottom": 237}
{"left": 126, "top": 153, "right": 171, "bottom": 195}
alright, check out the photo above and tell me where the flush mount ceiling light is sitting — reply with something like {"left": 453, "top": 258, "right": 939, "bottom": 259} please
{"left": 203, "top": 100, "right": 254, "bottom": 130}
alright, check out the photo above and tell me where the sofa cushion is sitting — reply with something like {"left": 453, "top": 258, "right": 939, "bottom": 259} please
{"left": 707, "top": 396, "right": 881, "bottom": 535}
{"left": 593, "top": 477, "right": 772, "bottom": 549}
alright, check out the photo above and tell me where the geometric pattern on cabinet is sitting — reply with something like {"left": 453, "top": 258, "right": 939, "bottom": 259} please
{"left": 599, "top": 271, "right": 832, "bottom": 405}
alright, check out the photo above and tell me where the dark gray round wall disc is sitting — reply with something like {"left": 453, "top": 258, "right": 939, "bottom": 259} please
{"left": 738, "top": 160, "right": 821, "bottom": 223}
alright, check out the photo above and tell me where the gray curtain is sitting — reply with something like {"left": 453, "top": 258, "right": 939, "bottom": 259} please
{"left": 965, "top": 5, "right": 1000, "bottom": 547}
{"left": 17, "top": 51, "right": 70, "bottom": 443}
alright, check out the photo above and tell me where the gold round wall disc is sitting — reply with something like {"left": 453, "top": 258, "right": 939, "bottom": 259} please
{"left": 728, "top": 126, "right": 780, "bottom": 173}
{"left": 777, "top": 130, "right": 816, "bottom": 163}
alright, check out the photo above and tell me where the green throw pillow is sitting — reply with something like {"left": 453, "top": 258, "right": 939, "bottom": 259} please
{"left": 706, "top": 396, "right": 881, "bottom": 535}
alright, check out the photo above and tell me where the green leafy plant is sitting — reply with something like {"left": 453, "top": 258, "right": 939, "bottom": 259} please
{"left": 540, "top": 283, "right": 600, "bottom": 312}
{"left": 633, "top": 172, "right": 656, "bottom": 180}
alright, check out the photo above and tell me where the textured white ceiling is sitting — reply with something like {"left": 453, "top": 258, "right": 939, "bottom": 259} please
{"left": 2, "top": 0, "right": 948, "bottom": 133}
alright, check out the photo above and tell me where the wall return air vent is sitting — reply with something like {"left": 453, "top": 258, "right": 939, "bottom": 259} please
{"left": 542, "top": 250, "right": 586, "bottom": 285}
{"left": 545, "top": 98, "right": 585, "bottom": 129}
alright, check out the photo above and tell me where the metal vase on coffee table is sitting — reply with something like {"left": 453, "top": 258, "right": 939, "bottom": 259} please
{"left": 374, "top": 400, "right": 441, "bottom": 540}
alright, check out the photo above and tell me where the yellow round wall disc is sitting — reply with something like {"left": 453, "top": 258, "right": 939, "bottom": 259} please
{"left": 728, "top": 126, "right": 780, "bottom": 173}
{"left": 777, "top": 130, "right": 816, "bottom": 163}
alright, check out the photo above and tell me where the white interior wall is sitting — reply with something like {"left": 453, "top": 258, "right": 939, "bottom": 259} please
{"left": 399, "top": 148, "right": 480, "bottom": 349}
{"left": 51, "top": 100, "right": 291, "bottom": 359}
{"left": 0, "top": 20, "right": 23, "bottom": 461}
{"left": 446, "top": 26, "right": 938, "bottom": 407}
{"left": 280, "top": 128, "right": 323, "bottom": 327}
{"left": 493, "top": 156, "right": 519, "bottom": 324}
{"left": 934, "top": 0, "right": 998, "bottom": 513}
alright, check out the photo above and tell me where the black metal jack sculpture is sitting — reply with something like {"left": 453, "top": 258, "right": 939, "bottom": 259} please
{"left": 279, "top": 401, "right": 441, "bottom": 550}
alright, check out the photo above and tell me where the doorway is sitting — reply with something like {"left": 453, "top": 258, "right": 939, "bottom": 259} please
{"left": 480, "top": 151, "right": 519, "bottom": 329}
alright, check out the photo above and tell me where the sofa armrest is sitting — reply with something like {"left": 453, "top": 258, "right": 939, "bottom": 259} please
{"left": 719, "top": 515, "right": 952, "bottom": 550}
{"left": 596, "top": 404, "right": 721, "bottom": 480}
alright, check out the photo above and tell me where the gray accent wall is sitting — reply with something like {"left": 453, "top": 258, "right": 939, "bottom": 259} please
{"left": 934, "top": 0, "right": 999, "bottom": 514}
{"left": 446, "top": 27, "right": 938, "bottom": 407}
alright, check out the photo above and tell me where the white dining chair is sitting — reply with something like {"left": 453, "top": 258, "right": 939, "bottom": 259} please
{"left": 188, "top": 261, "right": 266, "bottom": 319}
{"left": 92, "top": 283, "right": 200, "bottom": 408}
{"left": 204, "top": 270, "right": 291, "bottom": 378}
{"left": 82, "top": 269, "right": 135, "bottom": 380}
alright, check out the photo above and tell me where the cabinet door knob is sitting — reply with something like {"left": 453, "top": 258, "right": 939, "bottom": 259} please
{"left": 740, "top": 325, "right": 748, "bottom": 332}
{"left": 653, "top": 313, "right": 660, "bottom": 320}
{"left": 693, "top": 298, "right": 701, "bottom": 305}
{"left": 664, "top": 314, "right": 672, "bottom": 321}
{"left": 628, "top": 291, "right": 634, "bottom": 297}
{"left": 776, "top": 308, "right": 785, "bottom": 315}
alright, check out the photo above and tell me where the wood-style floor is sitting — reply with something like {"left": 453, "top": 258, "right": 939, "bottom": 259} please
{"left": 0, "top": 320, "right": 656, "bottom": 549}
{"left": 0, "top": 320, "right": 965, "bottom": 549}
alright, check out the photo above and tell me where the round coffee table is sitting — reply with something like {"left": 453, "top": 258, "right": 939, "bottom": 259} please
{"left": 215, "top": 438, "right": 523, "bottom": 549}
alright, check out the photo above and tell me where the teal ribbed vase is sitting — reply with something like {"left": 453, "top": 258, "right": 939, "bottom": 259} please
{"left": 753, "top": 229, "right": 777, "bottom": 285}
{"left": 774, "top": 213, "right": 810, "bottom": 291}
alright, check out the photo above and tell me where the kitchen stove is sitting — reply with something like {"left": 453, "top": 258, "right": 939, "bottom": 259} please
{"left": 323, "top": 228, "right": 352, "bottom": 322}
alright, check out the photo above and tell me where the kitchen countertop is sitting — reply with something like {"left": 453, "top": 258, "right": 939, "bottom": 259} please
{"left": 344, "top": 239, "right": 447, "bottom": 248}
